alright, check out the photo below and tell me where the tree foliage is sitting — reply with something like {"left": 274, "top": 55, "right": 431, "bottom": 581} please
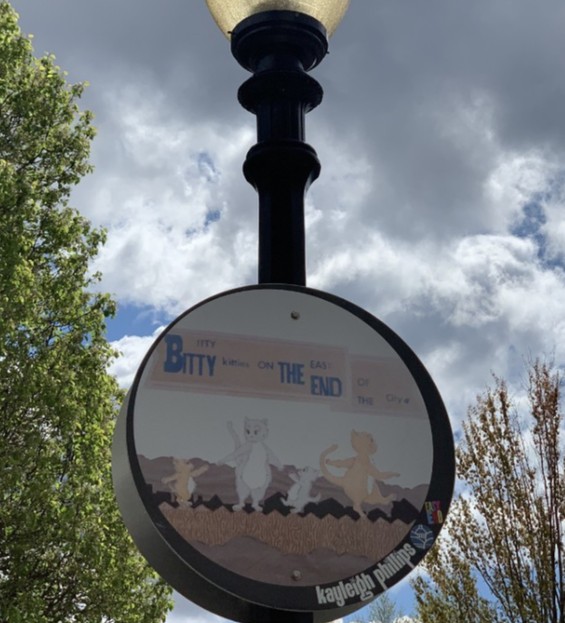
{"left": 0, "top": 2, "right": 172, "bottom": 620}
{"left": 364, "top": 592, "right": 404, "bottom": 623}
{"left": 412, "top": 361, "right": 564, "bottom": 623}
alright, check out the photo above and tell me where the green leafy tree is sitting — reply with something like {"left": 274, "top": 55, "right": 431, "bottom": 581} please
{"left": 412, "top": 361, "right": 564, "bottom": 623}
{"left": 0, "top": 2, "right": 172, "bottom": 620}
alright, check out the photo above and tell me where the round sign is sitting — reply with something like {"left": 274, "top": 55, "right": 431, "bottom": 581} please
{"left": 113, "top": 285, "right": 454, "bottom": 622}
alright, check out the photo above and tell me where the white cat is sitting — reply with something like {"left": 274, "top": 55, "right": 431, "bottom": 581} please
{"left": 218, "top": 418, "right": 282, "bottom": 511}
{"left": 282, "top": 466, "right": 321, "bottom": 513}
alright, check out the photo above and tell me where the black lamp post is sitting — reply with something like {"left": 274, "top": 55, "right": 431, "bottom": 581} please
{"left": 206, "top": 1, "right": 350, "bottom": 285}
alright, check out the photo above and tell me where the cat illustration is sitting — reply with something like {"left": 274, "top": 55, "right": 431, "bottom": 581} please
{"left": 218, "top": 418, "right": 282, "bottom": 511}
{"left": 319, "top": 430, "right": 399, "bottom": 518}
{"left": 162, "top": 458, "right": 208, "bottom": 507}
{"left": 282, "top": 466, "right": 321, "bottom": 513}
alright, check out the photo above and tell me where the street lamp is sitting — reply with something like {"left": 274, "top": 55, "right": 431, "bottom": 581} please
{"left": 206, "top": 0, "right": 350, "bottom": 38}
{"left": 205, "top": 0, "right": 350, "bottom": 285}
{"left": 113, "top": 5, "right": 455, "bottom": 623}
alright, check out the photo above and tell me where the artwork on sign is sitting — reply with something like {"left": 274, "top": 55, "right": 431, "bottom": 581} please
{"left": 134, "top": 327, "right": 434, "bottom": 586}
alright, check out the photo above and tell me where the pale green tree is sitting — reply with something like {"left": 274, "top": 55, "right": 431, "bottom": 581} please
{"left": 412, "top": 361, "right": 564, "bottom": 623}
{"left": 349, "top": 592, "right": 416, "bottom": 623}
{"left": 0, "top": 2, "right": 172, "bottom": 620}
{"left": 366, "top": 593, "right": 403, "bottom": 623}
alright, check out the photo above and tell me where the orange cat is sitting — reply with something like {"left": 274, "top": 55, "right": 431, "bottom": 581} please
{"left": 162, "top": 458, "right": 208, "bottom": 506}
{"left": 319, "top": 430, "right": 399, "bottom": 518}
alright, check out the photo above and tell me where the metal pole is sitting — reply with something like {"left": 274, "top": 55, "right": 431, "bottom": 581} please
{"left": 247, "top": 603, "right": 315, "bottom": 623}
{"left": 231, "top": 11, "right": 328, "bottom": 286}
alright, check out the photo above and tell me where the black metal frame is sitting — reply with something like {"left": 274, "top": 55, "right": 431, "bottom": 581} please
{"left": 117, "top": 284, "right": 455, "bottom": 623}
{"left": 231, "top": 11, "right": 328, "bottom": 286}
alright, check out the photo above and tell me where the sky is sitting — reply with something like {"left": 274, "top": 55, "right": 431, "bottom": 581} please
{"left": 9, "top": 0, "right": 565, "bottom": 621}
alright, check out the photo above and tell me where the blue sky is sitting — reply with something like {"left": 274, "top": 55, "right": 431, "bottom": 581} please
{"left": 10, "top": 0, "right": 565, "bottom": 621}
{"left": 105, "top": 303, "right": 167, "bottom": 342}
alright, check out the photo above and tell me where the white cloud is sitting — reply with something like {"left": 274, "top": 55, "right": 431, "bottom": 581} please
{"left": 166, "top": 593, "right": 226, "bottom": 623}
{"left": 87, "top": 84, "right": 257, "bottom": 312}
{"left": 109, "top": 329, "right": 163, "bottom": 388}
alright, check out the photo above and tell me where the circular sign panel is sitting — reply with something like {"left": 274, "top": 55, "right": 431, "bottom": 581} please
{"left": 113, "top": 285, "right": 454, "bottom": 622}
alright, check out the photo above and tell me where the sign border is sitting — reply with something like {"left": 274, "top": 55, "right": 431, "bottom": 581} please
{"left": 113, "top": 284, "right": 455, "bottom": 623}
